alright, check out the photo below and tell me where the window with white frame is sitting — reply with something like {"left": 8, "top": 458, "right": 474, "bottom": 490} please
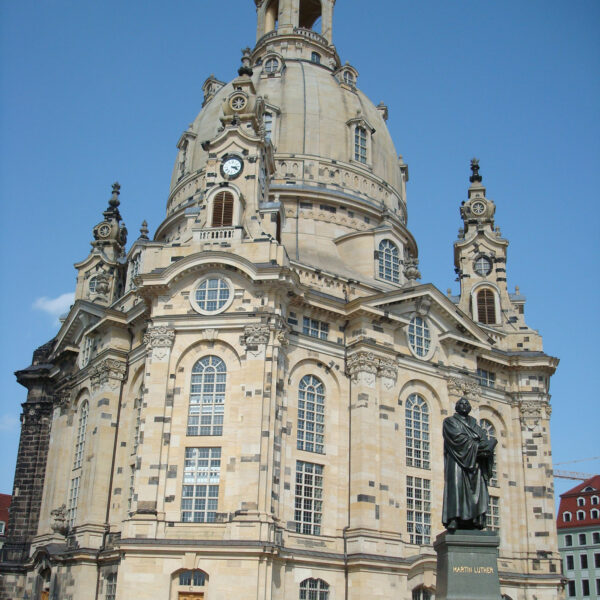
{"left": 594, "top": 532, "right": 600, "bottom": 543}
{"left": 592, "top": 509, "right": 599, "bottom": 519}
{"left": 474, "top": 255, "right": 493, "bottom": 276}
{"left": 295, "top": 461, "right": 323, "bottom": 535}
{"left": 73, "top": 401, "right": 89, "bottom": 469}
{"left": 181, "top": 447, "right": 221, "bottom": 523}
{"left": 302, "top": 316, "right": 329, "bottom": 340}
{"left": 565, "top": 534, "right": 573, "bottom": 546}
{"left": 408, "top": 316, "right": 431, "bottom": 358}
{"left": 354, "top": 125, "right": 367, "bottom": 163}
{"left": 405, "top": 394, "right": 430, "bottom": 469}
{"left": 412, "top": 587, "right": 432, "bottom": 600}
{"left": 80, "top": 335, "right": 95, "bottom": 367}
{"left": 579, "top": 533, "right": 587, "bottom": 545}
{"left": 479, "top": 419, "right": 498, "bottom": 487}
{"left": 264, "top": 57, "right": 280, "bottom": 73}
{"left": 564, "top": 512, "right": 572, "bottom": 522}
{"left": 89, "top": 276, "right": 98, "bottom": 293}
{"left": 476, "top": 368, "right": 496, "bottom": 388}
{"left": 578, "top": 510, "right": 586, "bottom": 521}
{"left": 406, "top": 475, "right": 431, "bottom": 544}
{"left": 193, "top": 277, "right": 231, "bottom": 313}
{"left": 378, "top": 239, "right": 400, "bottom": 283}
{"left": 188, "top": 356, "right": 226, "bottom": 436}
{"left": 67, "top": 476, "right": 80, "bottom": 527}
{"left": 127, "top": 464, "right": 135, "bottom": 513}
{"left": 178, "top": 570, "right": 206, "bottom": 587}
{"left": 104, "top": 573, "right": 117, "bottom": 600}
{"left": 487, "top": 495, "right": 500, "bottom": 531}
{"left": 343, "top": 70, "right": 355, "bottom": 86}
{"left": 299, "top": 578, "right": 329, "bottom": 600}
{"left": 264, "top": 111, "right": 274, "bottom": 141}
{"left": 297, "top": 375, "right": 325, "bottom": 454}
{"left": 592, "top": 495, "right": 599, "bottom": 505}
{"left": 578, "top": 497, "right": 586, "bottom": 507}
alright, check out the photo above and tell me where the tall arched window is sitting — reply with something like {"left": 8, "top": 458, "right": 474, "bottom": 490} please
{"left": 188, "top": 356, "right": 226, "bottom": 436}
{"left": 412, "top": 587, "right": 432, "bottom": 600}
{"left": 479, "top": 419, "right": 498, "bottom": 487}
{"left": 299, "top": 578, "right": 329, "bottom": 600}
{"left": 405, "top": 394, "right": 430, "bottom": 469}
{"left": 211, "top": 191, "right": 234, "bottom": 227}
{"left": 73, "top": 401, "right": 89, "bottom": 469}
{"left": 477, "top": 288, "right": 496, "bottom": 324}
{"left": 297, "top": 375, "right": 325, "bottom": 454}
{"left": 378, "top": 240, "right": 400, "bottom": 283}
{"left": 354, "top": 125, "right": 367, "bottom": 163}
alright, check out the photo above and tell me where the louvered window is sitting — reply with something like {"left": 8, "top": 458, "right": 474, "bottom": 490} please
{"left": 477, "top": 289, "right": 496, "bottom": 324}
{"left": 211, "top": 191, "right": 234, "bottom": 227}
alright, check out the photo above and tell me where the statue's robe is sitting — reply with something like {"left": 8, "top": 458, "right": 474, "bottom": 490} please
{"left": 442, "top": 413, "right": 497, "bottom": 528}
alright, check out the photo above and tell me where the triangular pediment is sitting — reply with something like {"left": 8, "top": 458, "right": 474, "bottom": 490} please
{"left": 53, "top": 300, "right": 106, "bottom": 357}
{"left": 351, "top": 283, "right": 495, "bottom": 349}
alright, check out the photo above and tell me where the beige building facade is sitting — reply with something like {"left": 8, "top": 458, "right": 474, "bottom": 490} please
{"left": 0, "top": 1, "right": 562, "bottom": 599}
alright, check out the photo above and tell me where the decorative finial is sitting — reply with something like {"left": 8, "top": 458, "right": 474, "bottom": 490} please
{"left": 139, "top": 220, "right": 149, "bottom": 240}
{"left": 109, "top": 182, "right": 121, "bottom": 208}
{"left": 238, "top": 47, "right": 253, "bottom": 76}
{"left": 469, "top": 158, "right": 482, "bottom": 184}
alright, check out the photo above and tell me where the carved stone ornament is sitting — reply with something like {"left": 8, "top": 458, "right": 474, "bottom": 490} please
{"left": 270, "top": 315, "right": 290, "bottom": 347}
{"left": 378, "top": 357, "right": 398, "bottom": 389}
{"left": 347, "top": 352, "right": 397, "bottom": 388}
{"left": 519, "top": 400, "right": 550, "bottom": 429}
{"left": 403, "top": 257, "right": 421, "bottom": 283}
{"left": 447, "top": 376, "right": 480, "bottom": 403}
{"left": 90, "top": 359, "right": 127, "bottom": 390}
{"left": 144, "top": 326, "right": 175, "bottom": 361}
{"left": 50, "top": 504, "right": 69, "bottom": 535}
{"left": 242, "top": 324, "right": 271, "bottom": 346}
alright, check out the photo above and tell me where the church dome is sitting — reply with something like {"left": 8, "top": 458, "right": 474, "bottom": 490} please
{"left": 166, "top": 9, "right": 408, "bottom": 224}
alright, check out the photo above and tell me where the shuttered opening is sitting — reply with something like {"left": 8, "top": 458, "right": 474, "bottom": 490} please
{"left": 211, "top": 191, "right": 234, "bottom": 227}
{"left": 477, "top": 289, "right": 496, "bottom": 324}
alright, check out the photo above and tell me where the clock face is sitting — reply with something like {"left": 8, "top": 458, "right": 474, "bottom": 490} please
{"left": 471, "top": 201, "right": 486, "bottom": 215}
{"left": 98, "top": 224, "right": 111, "bottom": 238}
{"left": 221, "top": 156, "right": 243, "bottom": 179}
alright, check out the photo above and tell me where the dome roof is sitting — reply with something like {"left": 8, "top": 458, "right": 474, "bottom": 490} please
{"left": 168, "top": 55, "right": 406, "bottom": 217}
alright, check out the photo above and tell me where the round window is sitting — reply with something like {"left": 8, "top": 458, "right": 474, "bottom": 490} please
{"left": 230, "top": 95, "right": 247, "bottom": 111}
{"left": 191, "top": 277, "right": 232, "bottom": 314}
{"left": 408, "top": 316, "right": 432, "bottom": 358}
{"left": 474, "top": 256, "right": 493, "bottom": 276}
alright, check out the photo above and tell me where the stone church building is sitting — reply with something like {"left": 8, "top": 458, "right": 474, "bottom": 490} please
{"left": 0, "top": 1, "right": 562, "bottom": 598}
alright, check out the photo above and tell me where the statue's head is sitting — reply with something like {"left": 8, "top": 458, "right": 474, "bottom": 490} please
{"left": 455, "top": 397, "right": 471, "bottom": 416}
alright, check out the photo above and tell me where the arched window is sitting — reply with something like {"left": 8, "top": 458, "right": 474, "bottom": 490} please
{"left": 405, "top": 394, "right": 430, "bottom": 469}
{"left": 412, "top": 587, "right": 432, "bottom": 600}
{"left": 577, "top": 510, "right": 585, "bottom": 521}
{"left": 264, "top": 111, "right": 274, "bottom": 140}
{"left": 479, "top": 419, "right": 498, "bottom": 487}
{"left": 577, "top": 497, "right": 585, "bottom": 506}
{"left": 592, "top": 495, "right": 599, "bottom": 505}
{"left": 211, "top": 191, "right": 234, "bottom": 227}
{"left": 343, "top": 70, "right": 355, "bottom": 86}
{"left": 378, "top": 240, "right": 400, "bottom": 283}
{"left": 178, "top": 570, "right": 207, "bottom": 587}
{"left": 187, "top": 356, "right": 226, "bottom": 436}
{"left": 89, "top": 276, "right": 97, "bottom": 293}
{"left": 563, "top": 511, "right": 572, "bottom": 522}
{"left": 74, "top": 401, "right": 89, "bottom": 469}
{"left": 591, "top": 509, "right": 599, "bottom": 519}
{"left": 299, "top": 0, "right": 322, "bottom": 30}
{"left": 354, "top": 125, "right": 367, "bottom": 163}
{"left": 311, "top": 51, "right": 321, "bottom": 64}
{"left": 565, "top": 534, "right": 573, "bottom": 546}
{"left": 579, "top": 533, "right": 587, "bottom": 545}
{"left": 477, "top": 288, "right": 497, "bottom": 324}
{"left": 265, "top": 0, "right": 279, "bottom": 32}
{"left": 264, "top": 58, "right": 279, "bottom": 74}
{"left": 299, "top": 578, "right": 329, "bottom": 600}
{"left": 408, "top": 317, "right": 431, "bottom": 358}
{"left": 297, "top": 375, "right": 325, "bottom": 454}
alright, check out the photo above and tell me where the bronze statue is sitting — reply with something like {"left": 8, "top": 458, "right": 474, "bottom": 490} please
{"left": 442, "top": 397, "right": 497, "bottom": 531}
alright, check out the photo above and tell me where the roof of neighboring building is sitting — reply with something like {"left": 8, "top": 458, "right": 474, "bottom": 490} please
{"left": 0, "top": 493, "right": 10, "bottom": 534}
{"left": 556, "top": 474, "right": 600, "bottom": 529}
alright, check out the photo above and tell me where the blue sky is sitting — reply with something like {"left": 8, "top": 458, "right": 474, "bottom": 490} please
{"left": 1, "top": 1, "right": 598, "bottom": 501}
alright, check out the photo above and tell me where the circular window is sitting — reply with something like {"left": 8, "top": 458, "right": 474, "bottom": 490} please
{"left": 471, "top": 201, "right": 486, "bottom": 215}
{"left": 191, "top": 277, "right": 232, "bottom": 314}
{"left": 408, "top": 316, "right": 432, "bottom": 358}
{"left": 474, "top": 256, "right": 493, "bottom": 276}
{"left": 264, "top": 58, "right": 279, "bottom": 74}
{"left": 230, "top": 95, "right": 247, "bottom": 111}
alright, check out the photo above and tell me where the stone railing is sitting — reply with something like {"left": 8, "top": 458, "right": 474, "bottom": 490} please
{"left": 197, "top": 227, "right": 237, "bottom": 241}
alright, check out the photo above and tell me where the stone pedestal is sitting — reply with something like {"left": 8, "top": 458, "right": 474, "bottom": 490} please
{"left": 434, "top": 530, "right": 501, "bottom": 600}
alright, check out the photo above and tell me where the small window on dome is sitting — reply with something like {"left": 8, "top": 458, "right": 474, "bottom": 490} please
{"left": 378, "top": 240, "right": 400, "bottom": 283}
{"left": 343, "top": 71, "right": 355, "bottom": 86}
{"left": 311, "top": 52, "right": 321, "bottom": 64}
{"left": 264, "top": 58, "right": 279, "bottom": 74}
{"left": 354, "top": 126, "right": 367, "bottom": 163}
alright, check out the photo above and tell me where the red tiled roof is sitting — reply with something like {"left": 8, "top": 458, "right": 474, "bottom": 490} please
{"left": 557, "top": 475, "right": 600, "bottom": 529}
